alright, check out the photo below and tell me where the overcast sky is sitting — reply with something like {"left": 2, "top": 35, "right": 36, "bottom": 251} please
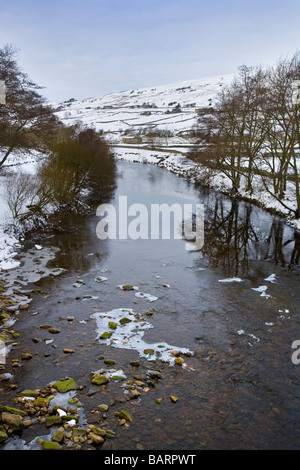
{"left": 0, "top": 0, "right": 299, "bottom": 102}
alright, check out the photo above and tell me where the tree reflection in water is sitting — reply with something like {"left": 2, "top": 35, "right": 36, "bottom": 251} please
{"left": 193, "top": 192, "right": 300, "bottom": 277}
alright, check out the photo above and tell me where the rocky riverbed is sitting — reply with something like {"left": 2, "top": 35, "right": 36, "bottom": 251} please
{"left": 0, "top": 242, "right": 186, "bottom": 451}
{"left": 1, "top": 161, "right": 300, "bottom": 451}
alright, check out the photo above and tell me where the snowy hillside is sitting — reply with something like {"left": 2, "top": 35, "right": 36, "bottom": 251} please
{"left": 53, "top": 74, "right": 234, "bottom": 148}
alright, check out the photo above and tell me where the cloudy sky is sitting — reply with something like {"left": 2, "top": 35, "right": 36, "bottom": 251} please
{"left": 0, "top": 0, "right": 299, "bottom": 102}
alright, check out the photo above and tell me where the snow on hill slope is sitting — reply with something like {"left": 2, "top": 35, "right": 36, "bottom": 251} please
{"left": 54, "top": 74, "right": 234, "bottom": 148}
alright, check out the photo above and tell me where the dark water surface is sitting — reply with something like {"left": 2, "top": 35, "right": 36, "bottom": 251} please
{"left": 1, "top": 161, "right": 300, "bottom": 450}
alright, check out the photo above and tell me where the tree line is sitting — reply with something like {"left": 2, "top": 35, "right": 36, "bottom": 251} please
{"left": 0, "top": 44, "right": 116, "bottom": 227}
{"left": 189, "top": 52, "right": 300, "bottom": 218}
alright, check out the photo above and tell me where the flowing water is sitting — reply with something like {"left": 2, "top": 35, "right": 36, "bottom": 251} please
{"left": 1, "top": 160, "right": 300, "bottom": 450}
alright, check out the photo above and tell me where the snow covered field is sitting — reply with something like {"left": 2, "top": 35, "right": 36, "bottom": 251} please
{"left": 53, "top": 74, "right": 234, "bottom": 147}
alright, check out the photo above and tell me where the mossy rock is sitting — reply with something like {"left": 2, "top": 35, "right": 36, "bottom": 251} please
{"left": 144, "top": 349, "right": 154, "bottom": 355}
{"left": 21, "top": 352, "right": 32, "bottom": 361}
{"left": 147, "top": 370, "right": 161, "bottom": 379}
{"left": 111, "top": 375, "right": 124, "bottom": 382}
{"left": 91, "top": 426, "right": 106, "bottom": 437}
{"left": 104, "top": 359, "right": 116, "bottom": 365}
{"left": 52, "top": 430, "right": 64, "bottom": 443}
{"left": 46, "top": 415, "right": 62, "bottom": 427}
{"left": 43, "top": 440, "right": 61, "bottom": 450}
{"left": 118, "top": 410, "right": 133, "bottom": 422}
{"left": 73, "top": 428, "right": 87, "bottom": 438}
{"left": 91, "top": 374, "right": 109, "bottom": 386}
{"left": 1, "top": 412, "right": 22, "bottom": 430}
{"left": 100, "top": 331, "right": 113, "bottom": 339}
{"left": 130, "top": 360, "right": 140, "bottom": 367}
{"left": 68, "top": 397, "right": 78, "bottom": 405}
{"left": 105, "top": 429, "right": 116, "bottom": 439}
{"left": 1, "top": 406, "right": 27, "bottom": 417}
{"left": 48, "top": 327, "right": 60, "bottom": 334}
{"left": 170, "top": 395, "right": 179, "bottom": 403}
{"left": 33, "top": 397, "right": 51, "bottom": 407}
{"left": 122, "top": 285, "right": 134, "bottom": 291}
{"left": 20, "top": 389, "right": 40, "bottom": 398}
{"left": 119, "top": 317, "right": 131, "bottom": 325}
{"left": 0, "top": 425, "right": 8, "bottom": 443}
{"left": 61, "top": 414, "right": 78, "bottom": 422}
{"left": 53, "top": 378, "right": 77, "bottom": 393}
{"left": 175, "top": 357, "right": 184, "bottom": 365}
{"left": 108, "top": 321, "right": 117, "bottom": 330}
{"left": 0, "top": 313, "right": 10, "bottom": 320}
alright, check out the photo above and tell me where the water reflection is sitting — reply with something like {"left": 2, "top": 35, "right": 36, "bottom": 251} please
{"left": 197, "top": 194, "right": 300, "bottom": 277}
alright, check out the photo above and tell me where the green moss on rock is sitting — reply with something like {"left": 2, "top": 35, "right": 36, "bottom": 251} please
{"left": 53, "top": 378, "right": 77, "bottom": 393}
{"left": 43, "top": 440, "right": 61, "bottom": 450}
{"left": 100, "top": 331, "right": 113, "bottom": 339}
{"left": 91, "top": 374, "right": 109, "bottom": 386}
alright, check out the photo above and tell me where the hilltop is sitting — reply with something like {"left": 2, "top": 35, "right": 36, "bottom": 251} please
{"left": 53, "top": 74, "right": 234, "bottom": 149}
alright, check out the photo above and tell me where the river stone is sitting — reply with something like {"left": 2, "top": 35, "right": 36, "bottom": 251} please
{"left": 43, "top": 440, "right": 61, "bottom": 450}
{"left": 144, "top": 349, "right": 154, "bottom": 355}
{"left": 20, "top": 389, "right": 40, "bottom": 398}
{"left": 111, "top": 375, "right": 124, "bottom": 382}
{"left": 0, "top": 425, "right": 8, "bottom": 443}
{"left": 100, "top": 331, "right": 112, "bottom": 339}
{"left": 90, "top": 426, "right": 106, "bottom": 437}
{"left": 21, "top": 352, "right": 32, "bottom": 360}
{"left": 33, "top": 397, "right": 51, "bottom": 407}
{"left": 53, "top": 378, "right": 77, "bottom": 393}
{"left": 170, "top": 395, "right": 179, "bottom": 403}
{"left": 52, "top": 430, "right": 64, "bottom": 443}
{"left": 118, "top": 410, "right": 132, "bottom": 422}
{"left": 97, "top": 404, "right": 109, "bottom": 412}
{"left": 104, "top": 359, "right": 116, "bottom": 365}
{"left": 89, "top": 432, "right": 105, "bottom": 445}
{"left": 61, "top": 414, "right": 78, "bottom": 423}
{"left": 2, "top": 411, "right": 22, "bottom": 430}
{"left": 175, "top": 357, "right": 184, "bottom": 365}
{"left": 73, "top": 428, "right": 87, "bottom": 438}
{"left": 147, "top": 370, "right": 161, "bottom": 379}
{"left": 91, "top": 374, "right": 109, "bottom": 386}
{"left": 46, "top": 415, "right": 62, "bottom": 427}
{"left": 48, "top": 327, "right": 60, "bottom": 334}
{"left": 130, "top": 361, "right": 140, "bottom": 367}
{"left": 1, "top": 406, "right": 27, "bottom": 416}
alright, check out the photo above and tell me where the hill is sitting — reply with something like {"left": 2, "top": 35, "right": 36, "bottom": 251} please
{"left": 53, "top": 74, "right": 234, "bottom": 149}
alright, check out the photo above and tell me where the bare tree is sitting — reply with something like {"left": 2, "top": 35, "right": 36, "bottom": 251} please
{"left": 0, "top": 44, "right": 60, "bottom": 167}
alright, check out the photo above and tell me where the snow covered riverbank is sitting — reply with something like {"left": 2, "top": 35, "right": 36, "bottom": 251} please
{"left": 0, "top": 152, "right": 45, "bottom": 270}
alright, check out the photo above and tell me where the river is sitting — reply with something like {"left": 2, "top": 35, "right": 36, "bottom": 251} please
{"left": 0, "top": 160, "right": 300, "bottom": 450}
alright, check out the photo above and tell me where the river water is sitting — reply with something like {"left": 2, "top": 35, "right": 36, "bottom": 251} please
{"left": 1, "top": 160, "right": 300, "bottom": 450}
